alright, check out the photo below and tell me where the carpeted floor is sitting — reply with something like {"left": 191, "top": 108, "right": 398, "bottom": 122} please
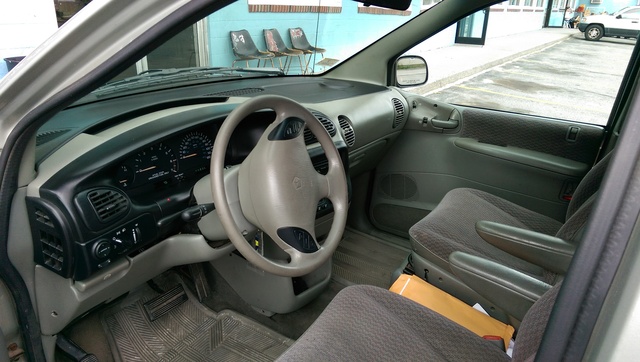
{"left": 332, "top": 229, "right": 410, "bottom": 288}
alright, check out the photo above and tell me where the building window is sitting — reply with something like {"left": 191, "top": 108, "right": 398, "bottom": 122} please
{"left": 509, "top": 0, "right": 520, "bottom": 5}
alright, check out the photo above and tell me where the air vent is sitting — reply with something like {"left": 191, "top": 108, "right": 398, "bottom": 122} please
{"left": 27, "top": 197, "right": 73, "bottom": 278}
{"left": 35, "top": 209, "right": 54, "bottom": 227}
{"left": 88, "top": 189, "right": 129, "bottom": 223}
{"left": 338, "top": 115, "right": 356, "bottom": 148}
{"left": 39, "top": 229, "right": 64, "bottom": 271}
{"left": 392, "top": 98, "right": 406, "bottom": 128}
{"left": 33, "top": 206, "right": 64, "bottom": 271}
{"left": 36, "top": 129, "right": 71, "bottom": 146}
{"left": 312, "top": 157, "right": 329, "bottom": 175}
{"left": 304, "top": 111, "right": 337, "bottom": 145}
{"left": 203, "top": 88, "right": 264, "bottom": 97}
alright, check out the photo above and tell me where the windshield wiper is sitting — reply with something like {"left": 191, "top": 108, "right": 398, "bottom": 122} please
{"left": 92, "top": 66, "right": 285, "bottom": 97}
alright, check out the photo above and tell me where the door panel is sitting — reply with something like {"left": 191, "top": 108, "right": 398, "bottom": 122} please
{"left": 370, "top": 101, "right": 604, "bottom": 237}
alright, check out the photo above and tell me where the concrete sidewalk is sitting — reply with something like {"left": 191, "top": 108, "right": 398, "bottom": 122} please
{"left": 412, "top": 28, "right": 578, "bottom": 94}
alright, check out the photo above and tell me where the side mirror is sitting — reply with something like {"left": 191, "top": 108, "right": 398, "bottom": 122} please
{"left": 395, "top": 56, "right": 428, "bottom": 87}
{"left": 616, "top": 14, "right": 622, "bottom": 19}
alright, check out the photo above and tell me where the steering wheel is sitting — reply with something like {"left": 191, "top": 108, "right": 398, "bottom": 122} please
{"left": 210, "top": 95, "right": 348, "bottom": 277}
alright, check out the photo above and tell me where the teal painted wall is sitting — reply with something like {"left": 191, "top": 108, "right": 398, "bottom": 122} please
{"left": 578, "top": 0, "right": 637, "bottom": 14}
{"left": 207, "top": 0, "right": 421, "bottom": 73}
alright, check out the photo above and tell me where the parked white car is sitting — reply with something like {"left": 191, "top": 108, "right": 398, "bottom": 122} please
{"left": 578, "top": 6, "right": 640, "bottom": 41}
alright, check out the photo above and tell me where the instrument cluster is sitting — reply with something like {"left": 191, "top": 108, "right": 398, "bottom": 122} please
{"left": 115, "top": 124, "right": 218, "bottom": 192}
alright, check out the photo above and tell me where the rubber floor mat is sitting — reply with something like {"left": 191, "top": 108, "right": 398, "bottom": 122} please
{"left": 101, "top": 281, "right": 293, "bottom": 362}
{"left": 332, "top": 229, "right": 409, "bottom": 288}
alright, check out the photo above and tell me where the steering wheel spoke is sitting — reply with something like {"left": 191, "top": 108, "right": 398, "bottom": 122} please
{"left": 277, "top": 226, "right": 319, "bottom": 253}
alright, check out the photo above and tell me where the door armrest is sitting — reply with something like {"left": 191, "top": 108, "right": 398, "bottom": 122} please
{"left": 449, "top": 251, "right": 552, "bottom": 321}
{"left": 476, "top": 220, "right": 575, "bottom": 274}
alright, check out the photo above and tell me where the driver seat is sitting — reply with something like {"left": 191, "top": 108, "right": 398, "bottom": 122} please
{"left": 277, "top": 279, "right": 560, "bottom": 361}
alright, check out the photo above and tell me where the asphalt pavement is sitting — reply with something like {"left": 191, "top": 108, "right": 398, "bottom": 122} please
{"left": 406, "top": 28, "right": 636, "bottom": 126}
{"left": 409, "top": 28, "right": 577, "bottom": 94}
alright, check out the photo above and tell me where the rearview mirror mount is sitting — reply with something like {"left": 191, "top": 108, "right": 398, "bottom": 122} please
{"left": 354, "top": 0, "right": 412, "bottom": 11}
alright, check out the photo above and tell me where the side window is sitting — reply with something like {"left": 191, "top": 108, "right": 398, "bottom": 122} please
{"left": 622, "top": 8, "right": 640, "bottom": 19}
{"left": 404, "top": 10, "right": 635, "bottom": 126}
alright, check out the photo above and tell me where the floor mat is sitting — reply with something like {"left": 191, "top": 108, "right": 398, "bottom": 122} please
{"left": 332, "top": 229, "right": 410, "bottom": 288}
{"left": 101, "top": 279, "right": 293, "bottom": 362}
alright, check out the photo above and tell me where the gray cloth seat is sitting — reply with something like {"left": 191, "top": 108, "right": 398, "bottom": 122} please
{"left": 409, "top": 154, "right": 611, "bottom": 284}
{"left": 277, "top": 282, "right": 561, "bottom": 361}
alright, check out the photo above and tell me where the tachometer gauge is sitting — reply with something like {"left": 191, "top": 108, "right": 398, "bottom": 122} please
{"left": 179, "top": 132, "right": 213, "bottom": 171}
{"left": 133, "top": 143, "right": 178, "bottom": 185}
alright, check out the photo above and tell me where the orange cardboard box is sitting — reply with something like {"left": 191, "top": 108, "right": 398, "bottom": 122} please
{"left": 390, "top": 274, "right": 514, "bottom": 350}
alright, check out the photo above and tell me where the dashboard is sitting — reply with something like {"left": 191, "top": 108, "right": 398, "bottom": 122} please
{"left": 24, "top": 77, "right": 408, "bottom": 283}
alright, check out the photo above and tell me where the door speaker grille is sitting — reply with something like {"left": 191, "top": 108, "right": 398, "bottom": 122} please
{"left": 380, "top": 174, "right": 417, "bottom": 200}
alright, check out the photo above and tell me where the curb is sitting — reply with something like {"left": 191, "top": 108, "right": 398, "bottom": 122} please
{"left": 410, "top": 34, "right": 573, "bottom": 95}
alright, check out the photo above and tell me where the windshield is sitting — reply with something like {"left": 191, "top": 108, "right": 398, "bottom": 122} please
{"left": 74, "top": 1, "right": 424, "bottom": 104}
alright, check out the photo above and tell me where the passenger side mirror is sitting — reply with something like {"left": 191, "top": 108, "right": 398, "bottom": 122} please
{"left": 395, "top": 56, "right": 428, "bottom": 87}
{"left": 616, "top": 14, "right": 622, "bottom": 19}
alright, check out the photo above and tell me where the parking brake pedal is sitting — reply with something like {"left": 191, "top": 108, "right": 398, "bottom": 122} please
{"left": 56, "top": 335, "right": 98, "bottom": 362}
{"left": 143, "top": 284, "right": 188, "bottom": 321}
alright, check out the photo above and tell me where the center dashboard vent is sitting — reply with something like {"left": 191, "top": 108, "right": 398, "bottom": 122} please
{"left": 304, "top": 111, "right": 337, "bottom": 145}
{"left": 392, "top": 98, "right": 406, "bottom": 128}
{"left": 338, "top": 115, "right": 356, "bottom": 148}
{"left": 88, "top": 188, "right": 129, "bottom": 223}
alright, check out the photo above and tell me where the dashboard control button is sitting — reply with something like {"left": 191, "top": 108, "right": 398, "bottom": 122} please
{"left": 94, "top": 241, "right": 112, "bottom": 259}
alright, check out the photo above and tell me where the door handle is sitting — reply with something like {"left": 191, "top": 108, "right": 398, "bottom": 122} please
{"left": 431, "top": 118, "right": 459, "bottom": 129}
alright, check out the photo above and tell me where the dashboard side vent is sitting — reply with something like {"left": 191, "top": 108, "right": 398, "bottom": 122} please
{"left": 33, "top": 208, "right": 63, "bottom": 270}
{"left": 304, "top": 111, "right": 337, "bottom": 145}
{"left": 392, "top": 98, "right": 406, "bottom": 128}
{"left": 34, "top": 209, "right": 54, "bottom": 227}
{"left": 39, "top": 228, "right": 64, "bottom": 272}
{"left": 26, "top": 197, "right": 73, "bottom": 278}
{"left": 338, "top": 115, "right": 356, "bottom": 148}
{"left": 203, "top": 88, "right": 264, "bottom": 97}
{"left": 88, "top": 189, "right": 129, "bottom": 223}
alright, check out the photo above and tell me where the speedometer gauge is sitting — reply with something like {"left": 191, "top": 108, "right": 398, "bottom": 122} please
{"left": 179, "top": 132, "right": 213, "bottom": 172}
{"left": 133, "top": 143, "right": 178, "bottom": 185}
